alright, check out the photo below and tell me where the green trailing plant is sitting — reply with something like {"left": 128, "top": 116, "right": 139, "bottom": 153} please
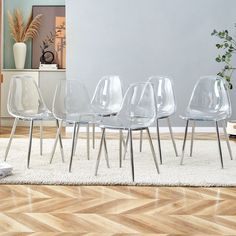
{"left": 211, "top": 24, "right": 236, "bottom": 89}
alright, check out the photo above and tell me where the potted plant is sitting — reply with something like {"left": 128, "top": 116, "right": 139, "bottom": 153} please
{"left": 212, "top": 25, "right": 236, "bottom": 137}
{"left": 8, "top": 9, "right": 42, "bottom": 69}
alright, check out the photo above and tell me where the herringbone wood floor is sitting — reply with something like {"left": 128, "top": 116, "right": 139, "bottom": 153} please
{"left": 0, "top": 126, "right": 236, "bottom": 235}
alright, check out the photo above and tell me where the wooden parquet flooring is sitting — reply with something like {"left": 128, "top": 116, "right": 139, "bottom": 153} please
{"left": 1, "top": 185, "right": 236, "bottom": 234}
{"left": 0, "top": 126, "right": 236, "bottom": 234}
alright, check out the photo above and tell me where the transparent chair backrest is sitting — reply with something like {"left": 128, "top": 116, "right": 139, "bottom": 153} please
{"left": 53, "top": 80, "right": 91, "bottom": 119}
{"left": 187, "top": 76, "right": 231, "bottom": 117}
{"left": 91, "top": 75, "right": 123, "bottom": 113}
{"left": 8, "top": 75, "right": 48, "bottom": 117}
{"left": 148, "top": 76, "right": 176, "bottom": 114}
{"left": 117, "top": 82, "right": 156, "bottom": 123}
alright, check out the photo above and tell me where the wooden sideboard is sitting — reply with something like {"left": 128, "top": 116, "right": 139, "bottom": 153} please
{"left": 0, "top": 69, "right": 66, "bottom": 126}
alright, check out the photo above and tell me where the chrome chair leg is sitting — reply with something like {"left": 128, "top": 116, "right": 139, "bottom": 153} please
{"left": 180, "top": 120, "right": 189, "bottom": 165}
{"left": 87, "top": 124, "right": 90, "bottom": 160}
{"left": 216, "top": 121, "right": 224, "bottom": 168}
{"left": 139, "top": 130, "right": 143, "bottom": 152}
{"left": 223, "top": 120, "right": 233, "bottom": 160}
{"left": 119, "top": 130, "right": 126, "bottom": 152}
{"left": 190, "top": 121, "right": 195, "bottom": 157}
{"left": 27, "top": 120, "right": 34, "bottom": 169}
{"left": 129, "top": 129, "right": 135, "bottom": 182}
{"left": 95, "top": 128, "right": 105, "bottom": 176}
{"left": 122, "top": 131, "right": 126, "bottom": 147}
{"left": 40, "top": 121, "right": 43, "bottom": 156}
{"left": 146, "top": 128, "right": 160, "bottom": 174}
{"left": 122, "top": 131, "right": 128, "bottom": 160}
{"left": 123, "top": 131, "right": 130, "bottom": 160}
{"left": 50, "top": 120, "right": 64, "bottom": 164}
{"left": 103, "top": 131, "right": 110, "bottom": 168}
{"left": 156, "top": 119, "right": 162, "bottom": 164}
{"left": 92, "top": 123, "right": 95, "bottom": 149}
{"left": 5, "top": 118, "right": 18, "bottom": 161}
{"left": 119, "top": 130, "right": 123, "bottom": 167}
{"left": 69, "top": 123, "right": 77, "bottom": 172}
{"left": 73, "top": 124, "right": 80, "bottom": 156}
{"left": 56, "top": 119, "right": 64, "bottom": 162}
{"left": 167, "top": 118, "right": 178, "bottom": 157}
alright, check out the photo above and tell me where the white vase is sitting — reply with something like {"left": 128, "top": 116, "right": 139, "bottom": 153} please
{"left": 13, "top": 42, "right": 27, "bottom": 69}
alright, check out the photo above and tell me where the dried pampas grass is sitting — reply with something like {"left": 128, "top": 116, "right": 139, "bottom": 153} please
{"left": 8, "top": 9, "right": 42, "bottom": 42}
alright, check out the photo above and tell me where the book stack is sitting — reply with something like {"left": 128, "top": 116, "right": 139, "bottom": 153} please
{"left": 39, "top": 63, "right": 58, "bottom": 70}
{"left": 0, "top": 163, "right": 13, "bottom": 179}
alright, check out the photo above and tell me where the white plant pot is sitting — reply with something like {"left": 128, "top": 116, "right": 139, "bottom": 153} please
{"left": 13, "top": 42, "right": 27, "bottom": 69}
{"left": 227, "top": 120, "right": 236, "bottom": 136}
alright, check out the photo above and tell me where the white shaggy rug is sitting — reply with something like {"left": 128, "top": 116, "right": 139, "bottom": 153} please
{"left": 0, "top": 138, "right": 236, "bottom": 186}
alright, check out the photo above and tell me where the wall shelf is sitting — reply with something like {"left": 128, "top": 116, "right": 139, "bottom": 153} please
{"left": 2, "top": 69, "right": 66, "bottom": 72}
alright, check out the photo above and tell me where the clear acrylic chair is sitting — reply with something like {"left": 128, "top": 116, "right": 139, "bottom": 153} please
{"left": 95, "top": 82, "right": 160, "bottom": 182}
{"left": 91, "top": 75, "right": 123, "bottom": 117}
{"left": 90, "top": 75, "right": 124, "bottom": 151}
{"left": 50, "top": 80, "right": 106, "bottom": 172}
{"left": 139, "top": 76, "right": 178, "bottom": 164}
{"left": 180, "top": 76, "right": 233, "bottom": 168}
{"left": 5, "top": 75, "right": 64, "bottom": 168}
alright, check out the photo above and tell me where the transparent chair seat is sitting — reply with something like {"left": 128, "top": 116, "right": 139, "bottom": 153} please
{"left": 148, "top": 76, "right": 176, "bottom": 119}
{"left": 12, "top": 110, "right": 53, "bottom": 121}
{"left": 8, "top": 75, "right": 52, "bottom": 121}
{"left": 52, "top": 80, "right": 94, "bottom": 123}
{"left": 180, "top": 76, "right": 231, "bottom": 122}
{"left": 180, "top": 110, "right": 228, "bottom": 121}
{"left": 100, "top": 116, "right": 153, "bottom": 130}
{"left": 95, "top": 82, "right": 159, "bottom": 182}
{"left": 5, "top": 75, "right": 63, "bottom": 169}
{"left": 51, "top": 79, "right": 96, "bottom": 170}
{"left": 99, "top": 82, "right": 156, "bottom": 130}
{"left": 140, "top": 76, "right": 178, "bottom": 162}
{"left": 90, "top": 107, "right": 117, "bottom": 117}
{"left": 180, "top": 76, "right": 233, "bottom": 168}
{"left": 91, "top": 75, "right": 123, "bottom": 117}
{"left": 61, "top": 113, "right": 98, "bottom": 124}
{"left": 156, "top": 110, "right": 174, "bottom": 119}
{"left": 90, "top": 75, "right": 124, "bottom": 149}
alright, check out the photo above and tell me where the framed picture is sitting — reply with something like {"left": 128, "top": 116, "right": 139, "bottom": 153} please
{"left": 32, "top": 5, "right": 66, "bottom": 69}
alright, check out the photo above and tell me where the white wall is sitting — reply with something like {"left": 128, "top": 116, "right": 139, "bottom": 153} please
{"left": 66, "top": 0, "right": 236, "bottom": 126}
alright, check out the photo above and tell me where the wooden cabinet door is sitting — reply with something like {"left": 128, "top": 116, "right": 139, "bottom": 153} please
{"left": 39, "top": 71, "right": 66, "bottom": 111}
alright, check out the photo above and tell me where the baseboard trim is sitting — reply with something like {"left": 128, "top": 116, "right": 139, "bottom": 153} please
{"left": 66, "top": 126, "right": 223, "bottom": 133}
